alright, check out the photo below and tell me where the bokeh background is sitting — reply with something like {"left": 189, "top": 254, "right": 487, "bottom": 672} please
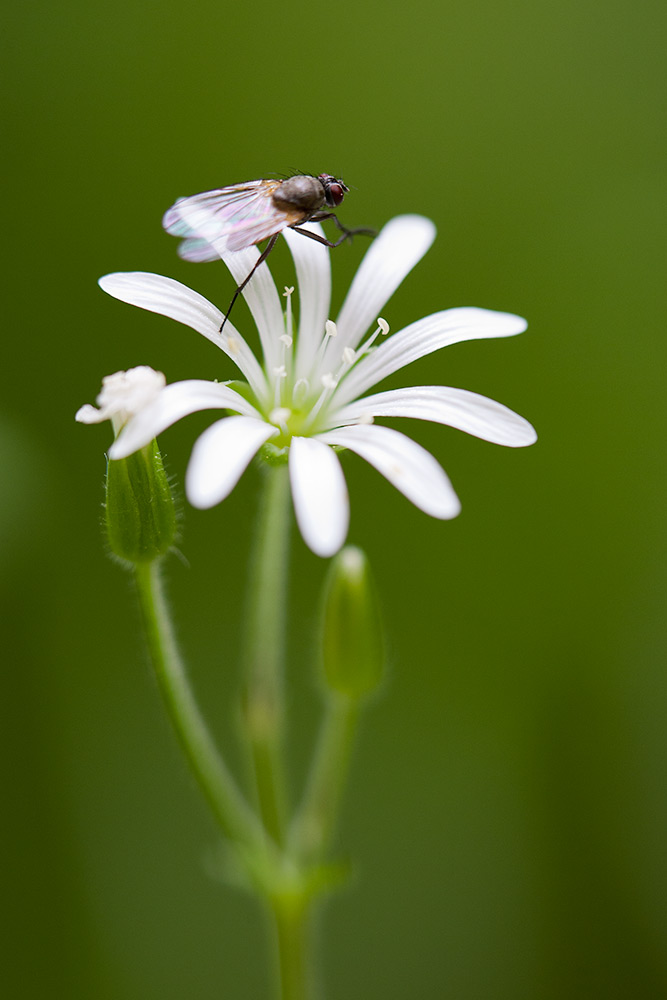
{"left": 3, "top": 0, "right": 666, "bottom": 996}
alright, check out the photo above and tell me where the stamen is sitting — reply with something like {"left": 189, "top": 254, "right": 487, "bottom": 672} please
{"left": 280, "top": 334, "right": 294, "bottom": 383}
{"left": 272, "top": 364, "right": 287, "bottom": 408}
{"left": 226, "top": 336, "right": 240, "bottom": 357}
{"left": 313, "top": 319, "right": 339, "bottom": 373}
{"left": 283, "top": 286, "right": 294, "bottom": 342}
{"left": 332, "top": 345, "right": 358, "bottom": 383}
{"left": 356, "top": 318, "right": 391, "bottom": 359}
{"left": 269, "top": 406, "right": 291, "bottom": 432}
{"left": 303, "top": 373, "right": 337, "bottom": 431}
{"left": 293, "top": 378, "right": 309, "bottom": 407}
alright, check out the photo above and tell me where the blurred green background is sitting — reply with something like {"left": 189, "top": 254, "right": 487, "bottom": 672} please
{"left": 3, "top": 0, "right": 666, "bottom": 996}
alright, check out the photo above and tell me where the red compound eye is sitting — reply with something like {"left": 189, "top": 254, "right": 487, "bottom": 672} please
{"left": 319, "top": 174, "right": 347, "bottom": 207}
{"left": 327, "top": 182, "right": 345, "bottom": 206}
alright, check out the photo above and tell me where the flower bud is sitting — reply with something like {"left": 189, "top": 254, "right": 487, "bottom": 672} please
{"left": 321, "top": 546, "right": 384, "bottom": 699}
{"left": 105, "top": 440, "right": 177, "bottom": 565}
{"left": 77, "top": 368, "right": 178, "bottom": 564}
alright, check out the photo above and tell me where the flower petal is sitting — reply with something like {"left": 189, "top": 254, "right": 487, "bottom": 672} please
{"left": 333, "top": 307, "right": 528, "bottom": 407}
{"left": 98, "top": 272, "right": 267, "bottom": 399}
{"left": 289, "top": 437, "right": 349, "bottom": 557}
{"left": 318, "top": 424, "right": 461, "bottom": 519}
{"left": 218, "top": 247, "right": 284, "bottom": 373}
{"left": 109, "top": 380, "right": 259, "bottom": 459}
{"left": 186, "top": 416, "right": 277, "bottom": 508}
{"left": 321, "top": 215, "right": 436, "bottom": 373}
{"left": 334, "top": 386, "right": 537, "bottom": 447}
{"left": 75, "top": 403, "right": 104, "bottom": 424}
{"left": 282, "top": 223, "right": 332, "bottom": 381}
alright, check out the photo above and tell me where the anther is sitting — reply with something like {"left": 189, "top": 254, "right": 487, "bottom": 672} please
{"left": 313, "top": 319, "right": 339, "bottom": 373}
{"left": 270, "top": 406, "right": 291, "bottom": 429}
{"left": 356, "top": 318, "right": 391, "bottom": 359}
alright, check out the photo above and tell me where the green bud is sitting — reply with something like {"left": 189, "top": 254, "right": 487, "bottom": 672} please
{"left": 104, "top": 440, "right": 178, "bottom": 565}
{"left": 321, "top": 546, "right": 384, "bottom": 699}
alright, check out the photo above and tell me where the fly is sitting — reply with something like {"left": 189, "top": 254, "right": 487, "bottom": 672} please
{"left": 162, "top": 173, "right": 375, "bottom": 330}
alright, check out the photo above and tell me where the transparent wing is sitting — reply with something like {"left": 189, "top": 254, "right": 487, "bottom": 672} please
{"left": 175, "top": 238, "right": 221, "bottom": 263}
{"left": 162, "top": 179, "right": 302, "bottom": 257}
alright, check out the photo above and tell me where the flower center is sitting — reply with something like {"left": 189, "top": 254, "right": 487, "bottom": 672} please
{"left": 255, "top": 290, "right": 390, "bottom": 445}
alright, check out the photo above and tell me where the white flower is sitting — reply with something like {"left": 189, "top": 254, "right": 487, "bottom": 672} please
{"left": 95, "top": 216, "right": 536, "bottom": 557}
{"left": 75, "top": 366, "right": 167, "bottom": 436}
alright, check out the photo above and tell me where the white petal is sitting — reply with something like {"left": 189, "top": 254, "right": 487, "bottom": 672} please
{"left": 98, "top": 272, "right": 267, "bottom": 399}
{"left": 289, "top": 437, "right": 349, "bottom": 557}
{"left": 333, "top": 307, "right": 528, "bottom": 407}
{"left": 318, "top": 424, "right": 460, "bottom": 519}
{"left": 109, "top": 380, "right": 258, "bottom": 459}
{"left": 282, "top": 223, "right": 332, "bottom": 381}
{"left": 75, "top": 403, "right": 104, "bottom": 424}
{"left": 218, "top": 247, "right": 284, "bottom": 373}
{"left": 334, "top": 386, "right": 537, "bottom": 447}
{"left": 320, "top": 215, "right": 436, "bottom": 373}
{"left": 99, "top": 270, "right": 221, "bottom": 330}
{"left": 186, "top": 416, "right": 277, "bottom": 508}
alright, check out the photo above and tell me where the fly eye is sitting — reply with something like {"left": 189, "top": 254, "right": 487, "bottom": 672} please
{"left": 326, "top": 182, "right": 345, "bottom": 207}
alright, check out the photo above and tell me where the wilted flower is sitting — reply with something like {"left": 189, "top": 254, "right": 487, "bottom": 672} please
{"left": 76, "top": 365, "right": 167, "bottom": 436}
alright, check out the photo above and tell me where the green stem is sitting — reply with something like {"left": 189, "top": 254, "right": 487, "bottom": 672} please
{"left": 134, "top": 560, "right": 267, "bottom": 855}
{"left": 272, "top": 896, "right": 317, "bottom": 1000}
{"left": 290, "top": 693, "right": 360, "bottom": 863}
{"left": 242, "top": 464, "right": 291, "bottom": 846}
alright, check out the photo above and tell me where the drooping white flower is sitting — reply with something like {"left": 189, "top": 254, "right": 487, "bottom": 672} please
{"left": 76, "top": 366, "right": 167, "bottom": 436}
{"left": 94, "top": 216, "right": 536, "bottom": 557}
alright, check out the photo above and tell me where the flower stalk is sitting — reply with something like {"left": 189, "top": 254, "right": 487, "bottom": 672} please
{"left": 134, "top": 559, "right": 270, "bottom": 857}
{"left": 290, "top": 546, "right": 383, "bottom": 862}
{"left": 241, "top": 463, "right": 292, "bottom": 846}
{"left": 272, "top": 894, "right": 317, "bottom": 1000}
{"left": 290, "top": 692, "right": 360, "bottom": 865}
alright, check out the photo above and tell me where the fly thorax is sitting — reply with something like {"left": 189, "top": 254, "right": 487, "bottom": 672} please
{"left": 272, "top": 175, "right": 325, "bottom": 214}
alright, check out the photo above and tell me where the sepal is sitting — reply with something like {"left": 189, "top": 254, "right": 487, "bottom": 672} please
{"left": 105, "top": 440, "right": 178, "bottom": 565}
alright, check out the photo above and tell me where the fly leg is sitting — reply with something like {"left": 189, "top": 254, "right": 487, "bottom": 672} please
{"left": 219, "top": 233, "right": 280, "bottom": 333}
{"left": 292, "top": 214, "right": 377, "bottom": 248}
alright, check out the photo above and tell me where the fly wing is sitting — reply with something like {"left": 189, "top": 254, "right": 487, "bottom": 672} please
{"left": 174, "top": 238, "right": 221, "bottom": 263}
{"left": 163, "top": 179, "right": 303, "bottom": 258}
